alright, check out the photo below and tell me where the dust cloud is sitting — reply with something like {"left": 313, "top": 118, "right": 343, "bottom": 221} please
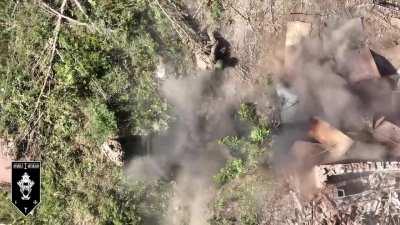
{"left": 126, "top": 71, "right": 260, "bottom": 224}
{"left": 276, "top": 19, "right": 395, "bottom": 156}
{"left": 126, "top": 18, "right": 397, "bottom": 224}
{"left": 271, "top": 19, "right": 399, "bottom": 198}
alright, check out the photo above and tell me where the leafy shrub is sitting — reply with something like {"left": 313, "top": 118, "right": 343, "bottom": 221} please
{"left": 238, "top": 102, "right": 258, "bottom": 124}
{"left": 211, "top": 173, "right": 266, "bottom": 225}
{"left": 214, "top": 159, "right": 245, "bottom": 186}
{"left": 218, "top": 136, "right": 243, "bottom": 157}
{"left": 249, "top": 125, "right": 270, "bottom": 144}
{"left": 210, "top": 0, "right": 224, "bottom": 20}
{"left": 85, "top": 100, "right": 117, "bottom": 145}
{"left": 216, "top": 101, "right": 271, "bottom": 186}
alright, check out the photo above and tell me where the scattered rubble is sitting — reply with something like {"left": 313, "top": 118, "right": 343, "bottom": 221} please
{"left": 337, "top": 18, "right": 381, "bottom": 83}
{"left": 375, "top": 45, "right": 400, "bottom": 72}
{"left": 281, "top": 18, "right": 400, "bottom": 224}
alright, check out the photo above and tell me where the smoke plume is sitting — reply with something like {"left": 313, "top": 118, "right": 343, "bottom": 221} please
{"left": 276, "top": 19, "right": 395, "bottom": 156}
{"left": 126, "top": 71, "right": 265, "bottom": 224}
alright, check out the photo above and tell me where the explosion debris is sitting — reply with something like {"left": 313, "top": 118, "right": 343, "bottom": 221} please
{"left": 373, "top": 120, "right": 400, "bottom": 156}
{"left": 277, "top": 17, "right": 400, "bottom": 224}
{"left": 345, "top": 47, "right": 381, "bottom": 83}
{"left": 308, "top": 117, "right": 354, "bottom": 162}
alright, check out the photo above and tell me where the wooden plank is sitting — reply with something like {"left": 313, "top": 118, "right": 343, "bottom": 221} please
{"left": 308, "top": 117, "right": 354, "bottom": 161}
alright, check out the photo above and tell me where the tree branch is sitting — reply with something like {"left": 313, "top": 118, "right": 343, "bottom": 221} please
{"left": 39, "top": 0, "right": 91, "bottom": 28}
{"left": 23, "top": 0, "right": 68, "bottom": 145}
{"left": 71, "top": 0, "right": 90, "bottom": 19}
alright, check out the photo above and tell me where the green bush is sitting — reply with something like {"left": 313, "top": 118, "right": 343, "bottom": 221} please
{"left": 249, "top": 125, "right": 270, "bottom": 144}
{"left": 85, "top": 100, "right": 117, "bottom": 145}
{"left": 214, "top": 159, "right": 245, "bottom": 186}
{"left": 238, "top": 102, "right": 258, "bottom": 124}
{"left": 210, "top": 0, "right": 224, "bottom": 21}
{"left": 210, "top": 174, "right": 266, "bottom": 225}
{"left": 216, "top": 101, "right": 271, "bottom": 187}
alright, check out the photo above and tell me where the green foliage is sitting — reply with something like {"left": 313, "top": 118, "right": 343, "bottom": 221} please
{"left": 249, "top": 125, "right": 270, "bottom": 144}
{"left": 238, "top": 102, "right": 271, "bottom": 144}
{"left": 210, "top": 0, "right": 224, "bottom": 21}
{"left": 214, "top": 159, "right": 245, "bottom": 186}
{"left": 0, "top": 1, "right": 179, "bottom": 224}
{"left": 210, "top": 172, "right": 268, "bottom": 225}
{"left": 33, "top": 154, "right": 146, "bottom": 225}
{"left": 137, "top": 180, "right": 172, "bottom": 225}
{"left": 218, "top": 136, "right": 242, "bottom": 157}
{"left": 238, "top": 102, "right": 258, "bottom": 124}
{"left": 216, "top": 101, "right": 272, "bottom": 187}
{"left": 84, "top": 100, "right": 117, "bottom": 145}
{"left": 219, "top": 135, "right": 265, "bottom": 170}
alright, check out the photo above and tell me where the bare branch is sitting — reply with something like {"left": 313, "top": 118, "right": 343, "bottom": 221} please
{"left": 71, "top": 0, "right": 90, "bottom": 20}
{"left": 39, "top": 0, "right": 91, "bottom": 28}
{"left": 22, "top": 0, "right": 68, "bottom": 145}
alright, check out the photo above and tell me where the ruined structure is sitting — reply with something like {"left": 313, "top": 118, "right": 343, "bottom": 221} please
{"left": 281, "top": 18, "right": 400, "bottom": 224}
